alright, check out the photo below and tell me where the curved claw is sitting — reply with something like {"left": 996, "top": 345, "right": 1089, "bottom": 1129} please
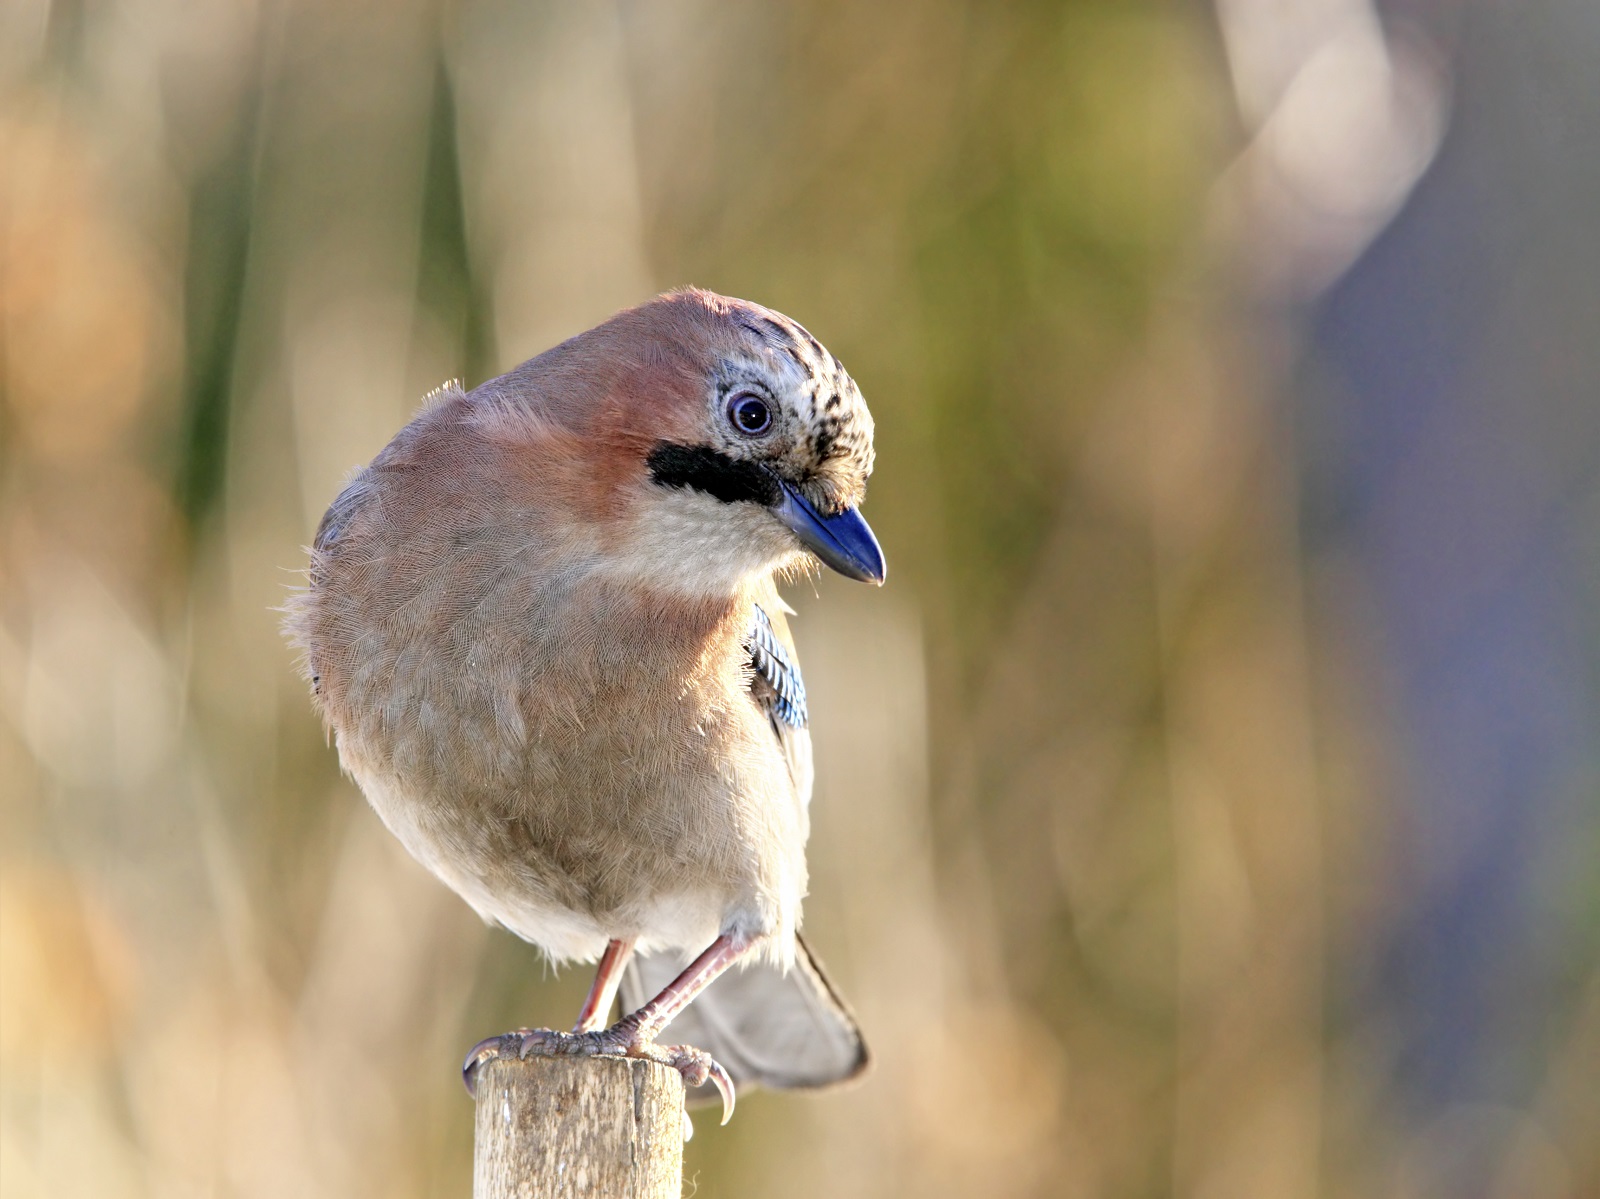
{"left": 705, "top": 1057, "right": 736, "bottom": 1125}
{"left": 656, "top": 1044, "right": 735, "bottom": 1124}
{"left": 461, "top": 1026, "right": 737, "bottom": 1124}
{"left": 462, "top": 1033, "right": 505, "bottom": 1097}
{"left": 462, "top": 1029, "right": 563, "bottom": 1096}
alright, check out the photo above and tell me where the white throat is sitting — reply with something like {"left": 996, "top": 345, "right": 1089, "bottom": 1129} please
{"left": 599, "top": 487, "right": 804, "bottom": 598}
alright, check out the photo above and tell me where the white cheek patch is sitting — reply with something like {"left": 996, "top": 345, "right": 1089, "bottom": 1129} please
{"left": 602, "top": 487, "right": 803, "bottom": 597}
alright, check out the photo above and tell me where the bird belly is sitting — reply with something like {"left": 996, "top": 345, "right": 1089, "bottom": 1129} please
{"left": 309, "top": 562, "right": 807, "bottom": 968}
{"left": 343, "top": 729, "right": 799, "bottom": 967}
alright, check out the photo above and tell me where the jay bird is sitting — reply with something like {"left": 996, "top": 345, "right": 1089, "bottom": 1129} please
{"left": 285, "top": 288, "right": 884, "bottom": 1122}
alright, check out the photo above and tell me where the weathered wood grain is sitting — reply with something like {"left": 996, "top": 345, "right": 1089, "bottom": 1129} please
{"left": 473, "top": 1056, "right": 685, "bottom": 1198}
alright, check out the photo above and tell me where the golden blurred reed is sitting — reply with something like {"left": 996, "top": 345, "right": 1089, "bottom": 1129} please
{"left": 1, "top": 2, "right": 1595, "bottom": 1198}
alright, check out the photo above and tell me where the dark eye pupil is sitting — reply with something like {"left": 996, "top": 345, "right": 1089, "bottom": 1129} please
{"left": 732, "top": 395, "right": 771, "bottom": 433}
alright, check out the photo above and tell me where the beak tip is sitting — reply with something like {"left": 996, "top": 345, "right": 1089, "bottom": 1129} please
{"left": 773, "top": 482, "right": 886, "bottom": 587}
{"left": 842, "top": 544, "right": 886, "bottom": 587}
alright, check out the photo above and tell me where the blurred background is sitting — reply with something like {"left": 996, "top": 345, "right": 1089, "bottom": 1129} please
{"left": 3, "top": 0, "right": 1598, "bottom": 1196}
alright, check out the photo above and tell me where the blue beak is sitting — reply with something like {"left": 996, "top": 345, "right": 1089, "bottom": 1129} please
{"left": 772, "top": 481, "right": 886, "bottom": 585}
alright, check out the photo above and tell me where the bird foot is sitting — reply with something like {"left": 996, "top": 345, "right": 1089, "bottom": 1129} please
{"left": 462, "top": 1026, "right": 736, "bottom": 1124}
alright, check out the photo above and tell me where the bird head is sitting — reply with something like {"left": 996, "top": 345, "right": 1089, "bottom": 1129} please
{"left": 488, "top": 289, "right": 884, "bottom": 596}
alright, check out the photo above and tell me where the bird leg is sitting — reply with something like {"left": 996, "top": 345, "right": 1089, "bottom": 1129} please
{"left": 573, "top": 937, "right": 636, "bottom": 1033}
{"left": 462, "top": 933, "right": 752, "bottom": 1123}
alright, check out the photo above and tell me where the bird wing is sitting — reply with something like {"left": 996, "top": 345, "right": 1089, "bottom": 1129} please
{"left": 743, "top": 600, "right": 815, "bottom": 805}
{"left": 745, "top": 603, "right": 808, "bottom": 729}
{"left": 617, "top": 595, "right": 866, "bottom": 1098}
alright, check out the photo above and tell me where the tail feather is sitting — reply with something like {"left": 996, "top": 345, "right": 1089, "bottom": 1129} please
{"left": 619, "top": 934, "right": 868, "bottom": 1103}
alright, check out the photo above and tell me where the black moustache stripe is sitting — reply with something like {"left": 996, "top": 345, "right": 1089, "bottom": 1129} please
{"left": 647, "top": 442, "right": 783, "bottom": 507}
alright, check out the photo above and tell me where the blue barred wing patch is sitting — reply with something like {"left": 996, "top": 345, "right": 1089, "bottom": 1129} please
{"left": 746, "top": 605, "right": 808, "bottom": 729}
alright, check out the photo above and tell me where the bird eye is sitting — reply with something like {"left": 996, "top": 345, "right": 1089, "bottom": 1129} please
{"left": 727, "top": 391, "right": 773, "bottom": 436}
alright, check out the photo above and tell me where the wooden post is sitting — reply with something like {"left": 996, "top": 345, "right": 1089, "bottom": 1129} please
{"left": 472, "top": 1056, "right": 685, "bottom": 1198}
